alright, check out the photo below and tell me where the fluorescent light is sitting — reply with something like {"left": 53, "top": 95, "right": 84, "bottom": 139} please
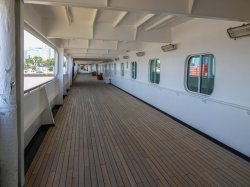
{"left": 136, "top": 51, "right": 145, "bottom": 57}
{"left": 161, "top": 44, "right": 177, "bottom": 52}
{"left": 227, "top": 23, "right": 250, "bottom": 39}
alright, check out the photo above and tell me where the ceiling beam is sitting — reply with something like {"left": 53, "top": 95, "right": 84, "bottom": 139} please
{"left": 156, "top": 16, "right": 191, "bottom": 30}
{"left": 24, "top": 0, "right": 190, "bottom": 15}
{"left": 91, "top": 9, "right": 99, "bottom": 25}
{"left": 91, "top": 9, "right": 98, "bottom": 38}
{"left": 188, "top": 0, "right": 195, "bottom": 14}
{"left": 134, "top": 14, "right": 155, "bottom": 28}
{"left": 24, "top": 0, "right": 250, "bottom": 21}
{"left": 113, "top": 11, "right": 128, "bottom": 28}
{"left": 144, "top": 15, "right": 174, "bottom": 31}
{"left": 25, "top": 0, "right": 107, "bottom": 8}
{"left": 64, "top": 6, "right": 73, "bottom": 24}
{"left": 106, "top": 0, "right": 110, "bottom": 7}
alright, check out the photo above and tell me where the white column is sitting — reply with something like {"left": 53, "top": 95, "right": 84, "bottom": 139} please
{"left": 16, "top": 0, "right": 25, "bottom": 186}
{"left": 0, "top": 0, "right": 18, "bottom": 186}
{"left": 70, "top": 57, "right": 73, "bottom": 85}
{"left": 67, "top": 56, "right": 73, "bottom": 87}
{"left": 56, "top": 48, "right": 64, "bottom": 105}
{"left": 74, "top": 64, "right": 78, "bottom": 78}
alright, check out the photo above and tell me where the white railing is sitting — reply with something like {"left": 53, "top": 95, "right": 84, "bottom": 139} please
{"left": 24, "top": 79, "right": 60, "bottom": 147}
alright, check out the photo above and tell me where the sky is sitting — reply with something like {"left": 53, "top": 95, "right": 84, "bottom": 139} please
{"left": 24, "top": 30, "right": 47, "bottom": 50}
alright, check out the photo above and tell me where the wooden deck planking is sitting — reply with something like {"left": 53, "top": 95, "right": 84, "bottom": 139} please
{"left": 26, "top": 74, "right": 250, "bottom": 187}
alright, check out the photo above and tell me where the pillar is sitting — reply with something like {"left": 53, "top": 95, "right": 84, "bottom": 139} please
{"left": 67, "top": 56, "right": 73, "bottom": 87}
{"left": 15, "top": 0, "right": 25, "bottom": 186}
{"left": 74, "top": 64, "right": 78, "bottom": 77}
{"left": 56, "top": 48, "right": 64, "bottom": 105}
{"left": 96, "top": 64, "right": 99, "bottom": 75}
{"left": 0, "top": 0, "right": 19, "bottom": 186}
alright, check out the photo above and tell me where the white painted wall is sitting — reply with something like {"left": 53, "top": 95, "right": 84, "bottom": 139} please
{"left": 111, "top": 18, "right": 250, "bottom": 157}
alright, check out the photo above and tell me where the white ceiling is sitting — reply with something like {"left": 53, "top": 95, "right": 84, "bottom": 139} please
{"left": 24, "top": 0, "right": 250, "bottom": 63}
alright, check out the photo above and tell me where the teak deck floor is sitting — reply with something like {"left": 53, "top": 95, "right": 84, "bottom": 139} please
{"left": 26, "top": 74, "right": 250, "bottom": 187}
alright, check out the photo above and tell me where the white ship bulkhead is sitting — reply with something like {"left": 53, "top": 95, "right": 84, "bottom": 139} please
{"left": 0, "top": 0, "right": 250, "bottom": 186}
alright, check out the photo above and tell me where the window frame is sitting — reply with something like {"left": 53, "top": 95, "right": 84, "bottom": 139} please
{"left": 185, "top": 53, "right": 216, "bottom": 95}
{"left": 23, "top": 27, "right": 59, "bottom": 93}
{"left": 149, "top": 59, "right": 161, "bottom": 84}
{"left": 131, "top": 61, "right": 137, "bottom": 79}
{"left": 104, "top": 64, "right": 108, "bottom": 74}
{"left": 114, "top": 63, "right": 117, "bottom": 75}
{"left": 24, "top": 25, "right": 59, "bottom": 77}
{"left": 121, "top": 63, "right": 125, "bottom": 76}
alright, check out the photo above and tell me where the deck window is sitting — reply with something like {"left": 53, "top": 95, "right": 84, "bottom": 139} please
{"left": 121, "top": 63, "right": 125, "bottom": 76}
{"left": 186, "top": 54, "right": 215, "bottom": 95}
{"left": 105, "top": 64, "right": 108, "bottom": 75}
{"left": 108, "top": 64, "right": 111, "bottom": 76}
{"left": 114, "top": 63, "right": 117, "bottom": 75}
{"left": 131, "top": 61, "right": 137, "bottom": 79}
{"left": 149, "top": 59, "right": 160, "bottom": 84}
{"left": 24, "top": 30, "right": 56, "bottom": 92}
{"left": 102, "top": 65, "right": 104, "bottom": 73}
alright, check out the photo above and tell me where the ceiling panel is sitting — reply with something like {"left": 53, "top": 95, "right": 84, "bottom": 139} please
{"left": 97, "top": 10, "right": 121, "bottom": 23}
{"left": 89, "top": 40, "right": 117, "bottom": 50}
{"left": 72, "top": 7, "right": 95, "bottom": 22}
{"left": 33, "top": 4, "right": 65, "bottom": 21}
{"left": 119, "top": 13, "right": 149, "bottom": 25}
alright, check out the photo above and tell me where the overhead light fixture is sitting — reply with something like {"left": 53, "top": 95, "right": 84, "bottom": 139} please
{"left": 115, "top": 58, "right": 119, "bottom": 61}
{"left": 123, "top": 56, "right": 129, "bottom": 59}
{"left": 227, "top": 23, "right": 250, "bottom": 39}
{"left": 136, "top": 51, "right": 145, "bottom": 57}
{"left": 161, "top": 44, "right": 177, "bottom": 52}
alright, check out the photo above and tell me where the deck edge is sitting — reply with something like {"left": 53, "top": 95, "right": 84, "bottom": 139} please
{"left": 111, "top": 83, "right": 250, "bottom": 162}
